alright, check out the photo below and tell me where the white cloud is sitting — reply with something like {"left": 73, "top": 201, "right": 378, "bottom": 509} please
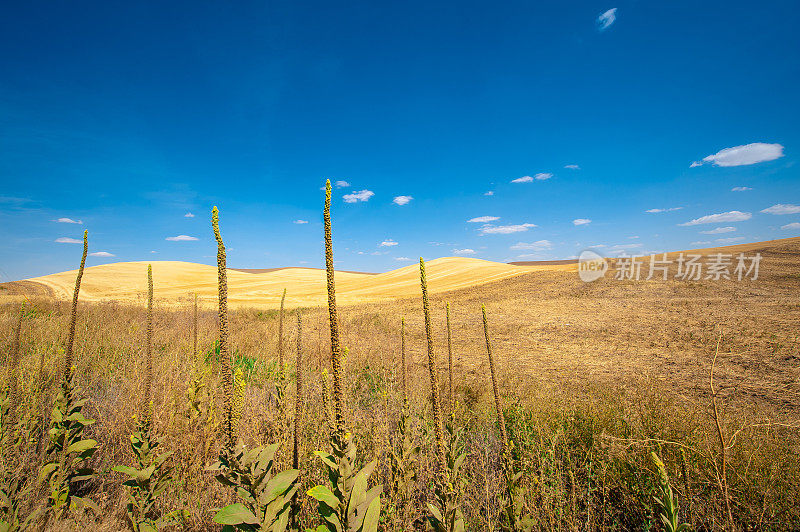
{"left": 610, "top": 243, "right": 642, "bottom": 250}
{"left": 679, "top": 211, "right": 752, "bottom": 226}
{"left": 700, "top": 226, "right": 736, "bottom": 234}
{"left": 55, "top": 217, "right": 82, "bottom": 224}
{"left": 452, "top": 248, "right": 476, "bottom": 255}
{"left": 55, "top": 237, "right": 82, "bottom": 244}
{"left": 90, "top": 251, "right": 115, "bottom": 257}
{"left": 597, "top": 8, "right": 617, "bottom": 31}
{"left": 691, "top": 241, "right": 711, "bottom": 245}
{"left": 511, "top": 173, "right": 551, "bottom": 183}
{"left": 184, "top": 212, "right": 195, "bottom": 218}
{"left": 731, "top": 186, "right": 752, "bottom": 192}
{"left": 343, "top": 190, "right": 374, "bottom": 203}
{"left": 690, "top": 161, "right": 702, "bottom": 168}
{"left": 573, "top": 218, "right": 592, "bottom": 226}
{"left": 692, "top": 143, "right": 784, "bottom": 167}
{"left": 564, "top": 164, "right": 580, "bottom": 170}
{"left": 393, "top": 195, "right": 413, "bottom": 206}
{"left": 510, "top": 240, "right": 552, "bottom": 251}
{"left": 379, "top": 239, "right": 398, "bottom": 247}
{"left": 394, "top": 256, "right": 412, "bottom": 261}
{"left": 646, "top": 207, "right": 683, "bottom": 213}
{"left": 781, "top": 222, "right": 800, "bottom": 230}
{"left": 293, "top": 219, "right": 309, "bottom": 224}
{"left": 335, "top": 180, "right": 351, "bottom": 188}
{"left": 166, "top": 235, "right": 199, "bottom": 241}
{"left": 480, "top": 223, "right": 537, "bottom": 235}
{"left": 761, "top": 204, "right": 800, "bottom": 215}
{"left": 716, "top": 237, "right": 745, "bottom": 243}
{"left": 150, "top": 251, "right": 157, "bottom": 254}
{"left": 468, "top": 216, "right": 500, "bottom": 223}
{"left": 484, "top": 191, "right": 494, "bottom": 196}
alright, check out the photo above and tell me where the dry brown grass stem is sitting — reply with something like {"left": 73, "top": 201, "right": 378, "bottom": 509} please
{"left": 143, "top": 264, "right": 154, "bottom": 426}
{"left": 323, "top": 179, "right": 344, "bottom": 435}
{"left": 278, "top": 288, "right": 287, "bottom": 372}
{"left": 192, "top": 292, "right": 198, "bottom": 359}
{"left": 400, "top": 317, "right": 408, "bottom": 410}
{"left": 6, "top": 302, "right": 24, "bottom": 420}
{"left": 419, "top": 257, "right": 445, "bottom": 466}
{"left": 482, "top": 304, "right": 508, "bottom": 450}
{"left": 710, "top": 328, "right": 734, "bottom": 530}
{"left": 446, "top": 302, "right": 453, "bottom": 421}
{"left": 63, "top": 229, "right": 88, "bottom": 385}
{"left": 293, "top": 310, "right": 303, "bottom": 471}
{"left": 212, "top": 206, "right": 235, "bottom": 449}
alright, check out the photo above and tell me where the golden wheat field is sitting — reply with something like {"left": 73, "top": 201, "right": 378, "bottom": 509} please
{"left": 1, "top": 204, "right": 799, "bottom": 531}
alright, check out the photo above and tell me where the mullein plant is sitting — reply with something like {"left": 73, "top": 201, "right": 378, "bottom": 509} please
{"left": 445, "top": 304, "right": 455, "bottom": 424}
{"left": 274, "top": 288, "right": 289, "bottom": 436}
{"left": 388, "top": 317, "right": 419, "bottom": 511}
{"left": 208, "top": 207, "right": 299, "bottom": 531}
{"left": 290, "top": 311, "right": 304, "bottom": 531}
{"left": 306, "top": 180, "right": 381, "bottom": 532}
{"left": 39, "top": 230, "right": 100, "bottom": 521}
{"left": 481, "top": 305, "right": 533, "bottom": 532}
{"left": 650, "top": 452, "right": 691, "bottom": 532}
{"left": 419, "top": 259, "right": 466, "bottom": 532}
{"left": 113, "top": 265, "right": 184, "bottom": 531}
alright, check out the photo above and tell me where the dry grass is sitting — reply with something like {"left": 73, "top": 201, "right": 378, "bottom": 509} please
{"left": 1, "top": 237, "right": 799, "bottom": 530}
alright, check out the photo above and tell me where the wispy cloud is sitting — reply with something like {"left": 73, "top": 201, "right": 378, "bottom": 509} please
{"left": 761, "top": 204, "right": 800, "bottom": 215}
{"left": 90, "top": 251, "right": 115, "bottom": 257}
{"left": 646, "top": 207, "right": 683, "bottom": 213}
{"left": 511, "top": 173, "right": 551, "bottom": 183}
{"left": 335, "top": 180, "right": 351, "bottom": 188}
{"left": 293, "top": 219, "right": 309, "bottom": 224}
{"left": 731, "top": 186, "right": 752, "bottom": 192}
{"left": 610, "top": 243, "right": 642, "bottom": 250}
{"left": 379, "top": 239, "right": 398, "bottom": 247}
{"left": 691, "top": 143, "right": 784, "bottom": 167}
{"left": 679, "top": 211, "right": 751, "bottom": 226}
{"left": 166, "top": 235, "right": 199, "bottom": 241}
{"left": 510, "top": 240, "right": 552, "bottom": 251}
{"left": 597, "top": 8, "right": 618, "bottom": 31}
{"left": 184, "top": 212, "right": 195, "bottom": 218}
{"left": 484, "top": 191, "right": 494, "bottom": 196}
{"left": 468, "top": 216, "right": 500, "bottom": 223}
{"left": 343, "top": 189, "right": 374, "bottom": 203}
{"left": 782, "top": 222, "right": 800, "bottom": 230}
{"left": 716, "top": 237, "right": 745, "bottom": 243}
{"left": 393, "top": 195, "right": 413, "bottom": 206}
{"left": 700, "top": 226, "right": 736, "bottom": 234}
{"left": 394, "top": 256, "right": 412, "bottom": 261}
{"left": 55, "top": 237, "right": 82, "bottom": 244}
{"left": 452, "top": 248, "right": 476, "bottom": 255}
{"left": 564, "top": 164, "right": 580, "bottom": 170}
{"left": 54, "top": 217, "right": 83, "bottom": 224}
{"left": 691, "top": 241, "right": 712, "bottom": 245}
{"left": 573, "top": 218, "right": 591, "bottom": 226}
{"left": 480, "top": 223, "right": 537, "bottom": 235}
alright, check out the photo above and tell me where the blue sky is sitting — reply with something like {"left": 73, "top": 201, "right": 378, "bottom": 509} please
{"left": 1, "top": 1, "right": 799, "bottom": 280}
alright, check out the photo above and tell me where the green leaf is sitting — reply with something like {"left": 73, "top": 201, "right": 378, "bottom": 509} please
{"left": 38, "top": 462, "right": 58, "bottom": 481}
{"left": 111, "top": 465, "right": 141, "bottom": 477}
{"left": 264, "top": 469, "right": 299, "bottom": 500}
{"left": 66, "top": 439, "right": 97, "bottom": 455}
{"left": 307, "top": 485, "right": 340, "bottom": 509}
{"left": 214, "top": 503, "right": 260, "bottom": 525}
{"left": 360, "top": 496, "right": 380, "bottom": 532}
